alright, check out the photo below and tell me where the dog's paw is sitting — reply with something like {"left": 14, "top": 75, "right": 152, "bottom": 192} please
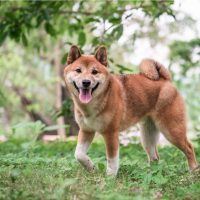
{"left": 191, "top": 165, "right": 200, "bottom": 173}
{"left": 106, "top": 168, "right": 118, "bottom": 176}
{"left": 86, "top": 165, "right": 96, "bottom": 173}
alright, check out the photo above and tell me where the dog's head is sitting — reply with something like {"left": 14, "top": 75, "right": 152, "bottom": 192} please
{"left": 64, "top": 45, "right": 110, "bottom": 104}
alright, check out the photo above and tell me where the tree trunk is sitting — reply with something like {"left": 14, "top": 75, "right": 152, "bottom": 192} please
{"left": 61, "top": 85, "right": 79, "bottom": 135}
{"left": 54, "top": 41, "right": 66, "bottom": 139}
{"left": 12, "top": 86, "right": 52, "bottom": 125}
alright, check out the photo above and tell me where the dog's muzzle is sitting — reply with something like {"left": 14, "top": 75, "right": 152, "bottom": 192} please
{"left": 73, "top": 81, "right": 100, "bottom": 104}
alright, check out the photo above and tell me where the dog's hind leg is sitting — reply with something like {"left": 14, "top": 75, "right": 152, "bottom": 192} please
{"left": 159, "top": 120, "right": 198, "bottom": 171}
{"left": 157, "top": 95, "right": 198, "bottom": 171}
{"left": 75, "top": 129, "right": 96, "bottom": 172}
{"left": 140, "top": 117, "right": 160, "bottom": 163}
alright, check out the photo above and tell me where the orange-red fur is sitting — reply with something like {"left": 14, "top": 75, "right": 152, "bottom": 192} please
{"left": 64, "top": 45, "right": 199, "bottom": 175}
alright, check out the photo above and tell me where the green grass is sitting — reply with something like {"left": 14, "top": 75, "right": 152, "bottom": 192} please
{"left": 0, "top": 139, "right": 200, "bottom": 200}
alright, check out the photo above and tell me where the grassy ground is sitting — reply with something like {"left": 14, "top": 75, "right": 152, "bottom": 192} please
{"left": 0, "top": 139, "right": 200, "bottom": 200}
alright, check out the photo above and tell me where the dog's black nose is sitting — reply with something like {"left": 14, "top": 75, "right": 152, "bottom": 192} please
{"left": 82, "top": 80, "right": 91, "bottom": 88}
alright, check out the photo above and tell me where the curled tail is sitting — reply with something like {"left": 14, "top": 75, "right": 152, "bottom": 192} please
{"left": 139, "top": 59, "right": 172, "bottom": 81}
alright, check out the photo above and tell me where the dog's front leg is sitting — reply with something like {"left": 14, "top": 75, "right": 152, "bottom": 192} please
{"left": 103, "top": 132, "right": 119, "bottom": 176}
{"left": 75, "top": 129, "right": 96, "bottom": 172}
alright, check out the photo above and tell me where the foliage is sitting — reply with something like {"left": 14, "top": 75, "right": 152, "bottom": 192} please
{"left": 0, "top": 0, "right": 174, "bottom": 48}
{"left": 169, "top": 38, "right": 200, "bottom": 74}
{"left": 0, "top": 139, "right": 200, "bottom": 200}
{"left": 169, "top": 38, "right": 200, "bottom": 133}
{"left": 0, "top": 41, "right": 57, "bottom": 133}
{"left": 9, "top": 120, "right": 69, "bottom": 140}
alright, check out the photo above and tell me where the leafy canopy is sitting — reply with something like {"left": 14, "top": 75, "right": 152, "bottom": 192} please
{"left": 0, "top": 0, "right": 174, "bottom": 47}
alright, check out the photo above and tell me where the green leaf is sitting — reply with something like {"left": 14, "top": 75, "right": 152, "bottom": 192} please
{"left": 36, "top": 15, "right": 43, "bottom": 27}
{"left": 98, "top": 162, "right": 105, "bottom": 171}
{"left": 84, "top": 17, "right": 100, "bottom": 24}
{"left": 143, "top": 173, "right": 152, "bottom": 187}
{"left": 21, "top": 33, "right": 28, "bottom": 46}
{"left": 78, "top": 31, "right": 86, "bottom": 46}
{"left": 0, "top": 30, "right": 7, "bottom": 45}
{"left": 92, "top": 37, "right": 99, "bottom": 46}
{"left": 116, "top": 64, "right": 133, "bottom": 73}
{"left": 108, "top": 16, "right": 121, "bottom": 24}
{"left": 45, "top": 22, "right": 56, "bottom": 36}
{"left": 12, "top": 122, "right": 35, "bottom": 129}
{"left": 44, "top": 124, "right": 69, "bottom": 131}
{"left": 111, "top": 24, "right": 123, "bottom": 40}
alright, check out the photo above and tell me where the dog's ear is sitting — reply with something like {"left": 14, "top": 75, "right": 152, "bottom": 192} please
{"left": 67, "top": 45, "right": 81, "bottom": 65}
{"left": 95, "top": 45, "right": 107, "bottom": 67}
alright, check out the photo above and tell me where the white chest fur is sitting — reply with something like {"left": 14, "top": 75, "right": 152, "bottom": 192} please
{"left": 77, "top": 114, "right": 106, "bottom": 133}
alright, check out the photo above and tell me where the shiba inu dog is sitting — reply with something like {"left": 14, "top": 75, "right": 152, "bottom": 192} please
{"left": 64, "top": 45, "right": 199, "bottom": 176}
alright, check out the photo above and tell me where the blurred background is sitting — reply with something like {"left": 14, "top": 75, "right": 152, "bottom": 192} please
{"left": 0, "top": 0, "right": 200, "bottom": 143}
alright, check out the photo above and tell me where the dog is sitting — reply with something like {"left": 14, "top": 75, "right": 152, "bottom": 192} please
{"left": 64, "top": 45, "right": 199, "bottom": 176}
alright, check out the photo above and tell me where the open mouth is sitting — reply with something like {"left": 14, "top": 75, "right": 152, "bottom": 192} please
{"left": 73, "top": 82, "right": 99, "bottom": 104}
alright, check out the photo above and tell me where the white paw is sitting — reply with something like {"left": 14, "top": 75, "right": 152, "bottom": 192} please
{"left": 106, "top": 168, "right": 118, "bottom": 176}
{"left": 87, "top": 164, "right": 96, "bottom": 172}
{"left": 191, "top": 165, "right": 200, "bottom": 173}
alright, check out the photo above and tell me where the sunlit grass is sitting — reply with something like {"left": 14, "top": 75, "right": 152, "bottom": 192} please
{"left": 0, "top": 139, "right": 199, "bottom": 200}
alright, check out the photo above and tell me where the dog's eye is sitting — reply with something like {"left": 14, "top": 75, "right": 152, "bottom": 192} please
{"left": 75, "top": 68, "right": 81, "bottom": 73}
{"left": 92, "top": 69, "right": 98, "bottom": 75}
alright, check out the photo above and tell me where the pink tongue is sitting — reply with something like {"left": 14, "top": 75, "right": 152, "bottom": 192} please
{"left": 79, "top": 89, "right": 92, "bottom": 104}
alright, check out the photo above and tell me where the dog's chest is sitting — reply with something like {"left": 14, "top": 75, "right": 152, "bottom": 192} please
{"left": 77, "top": 115, "right": 105, "bottom": 132}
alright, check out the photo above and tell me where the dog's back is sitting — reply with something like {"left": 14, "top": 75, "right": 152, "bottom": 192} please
{"left": 116, "top": 73, "right": 176, "bottom": 129}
